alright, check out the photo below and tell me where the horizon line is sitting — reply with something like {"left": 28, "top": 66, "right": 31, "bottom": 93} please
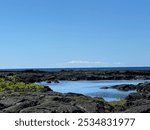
{"left": 0, "top": 66, "right": 150, "bottom": 70}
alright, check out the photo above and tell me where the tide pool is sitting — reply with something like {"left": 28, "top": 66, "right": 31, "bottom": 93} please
{"left": 38, "top": 80, "right": 150, "bottom": 101}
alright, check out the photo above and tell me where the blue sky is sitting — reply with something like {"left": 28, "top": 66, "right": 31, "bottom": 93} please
{"left": 0, "top": 0, "right": 150, "bottom": 68}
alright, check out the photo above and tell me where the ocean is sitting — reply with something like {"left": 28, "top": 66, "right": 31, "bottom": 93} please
{"left": 1, "top": 67, "right": 150, "bottom": 72}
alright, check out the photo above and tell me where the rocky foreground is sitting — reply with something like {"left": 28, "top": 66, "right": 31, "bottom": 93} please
{"left": 0, "top": 82, "right": 150, "bottom": 113}
{"left": 0, "top": 70, "right": 150, "bottom": 113}
{"left": 0, "top": 90, "right": 113, "bottom": 113}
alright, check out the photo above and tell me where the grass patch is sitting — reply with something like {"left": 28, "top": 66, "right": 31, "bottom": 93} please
{"left": 0, "top": 76, "right": 46, "bottom": 92}
{"left": 108, "top": 99, "right": 127, "bottom": 112}
{"left": 72, "top": 96, "right": 92, "bottom": 103}
{"left": 109, "top": 99, "right": 126, "bottom": 107}
{"left": 72, "top": 96, "right": 103, "bottom": 103}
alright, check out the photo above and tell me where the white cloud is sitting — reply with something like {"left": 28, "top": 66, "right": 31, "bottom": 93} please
{"left": 67, "top": 60, "right": 105, "bottom": 65}
{"left": 54, "top": 60, "right": 124, "bottom": 68}
{"left": 113, "top": 62, "right": 123, "bottom": 66}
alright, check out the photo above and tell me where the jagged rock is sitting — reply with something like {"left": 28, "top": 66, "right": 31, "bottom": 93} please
{"left": 0, "top": 103, "right": 6, "bottom": 110}
{"left": 53, "top": 80, "right": 59, "bottom": 83}
{"left": 42, "top": 86, "right": 53, "bottom": 92}
{"left": 112, "top": 84, "right": 136, "bottom": 91}
{"left": 47, "top": 81, "right": 52, "bottom": 83}
{"left": 123, "top": 100, "right": 150, "bottom": 113}
{"left": 126, "top": 93, "right": 143, "bottom": 101}
{"left": 0, "top": 91, "right": 111, "bottom": 113}
{"left": 1, "top": 70, "right": 150, "bottom": 83}
{"left": 137, "top": 82, "right": 150, "bottom": 93}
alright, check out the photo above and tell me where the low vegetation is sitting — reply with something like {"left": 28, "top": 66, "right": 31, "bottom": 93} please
{"left": 108, "top": 99, "right": 127, "bottom": 112}
{"left": 0, "top": 75, "right": 45, "bottom": 92}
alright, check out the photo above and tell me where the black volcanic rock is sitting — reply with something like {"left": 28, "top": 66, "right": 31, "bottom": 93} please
{"left": 136, "top": 82, "right": 150, "bottom": 93}
{"left": 111, "top": 84, "right": 136, "bottom": 91}
{"left": 0, "top": 103, "right": 6, "bottom": 110}
{"left": 53, "top": 80, "right": 59, "bottom": 83}
{"left": 42, "top": 86, "right": 53, "bottom": 92}
{"left": 0, "top": 91, "right": 112, "bottom": 113}
{"left": 125, "top": 93, "right": 144, "bottom": 101}
{"left": 123, "top": 99, "right": 150, "bottom": 113}
{"left": 121, "top": 82, "right": 150, "bottom": 113}
{"left": 1, "top": 70, "right": 150, "bottom": 83}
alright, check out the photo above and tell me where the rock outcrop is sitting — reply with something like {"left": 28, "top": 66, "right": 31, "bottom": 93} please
{"left": 1, "top": 70, "right": 150, "bottom": 83}
{"left": 0, "top": 91, "right": 112, "bottom": 113}
{"left": 109, "top": 82, "right": 150, "bottom": 113}
{"left": 111, "top": 84, "right": 136, "bottom": 91}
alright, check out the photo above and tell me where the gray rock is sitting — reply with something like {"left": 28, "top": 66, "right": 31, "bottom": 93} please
{"left": 0, "top": 91, "right": 110, "bottom": 113}
{"left": 123, "top": 102, "right": 150, "bottom": 113}
{"left": 112, "top": 84, "right": 136, "bottom": 91}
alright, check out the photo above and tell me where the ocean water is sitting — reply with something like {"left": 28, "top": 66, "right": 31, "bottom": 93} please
{"left": 38, "top": 80, "right": 150, "bottom": 102}
{"left": 39, "top": 67, "right": 150, "bottom": 72}
{"left": 1, "top": 67, "right": 150, "bottom": 72}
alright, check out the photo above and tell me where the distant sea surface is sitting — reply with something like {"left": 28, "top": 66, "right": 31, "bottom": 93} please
{"left": 1, "top": 67, "right": 150, "bottom": 72}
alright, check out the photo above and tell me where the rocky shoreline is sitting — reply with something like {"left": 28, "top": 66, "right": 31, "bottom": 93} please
{"left": 109, "top": 82, "right": 150, "bottom": 112}
{"left": 0, "top": 70, "right": 150, "bottom": 113}
{"left": 1, "top": 70, "right": 150, "bottom": 83}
